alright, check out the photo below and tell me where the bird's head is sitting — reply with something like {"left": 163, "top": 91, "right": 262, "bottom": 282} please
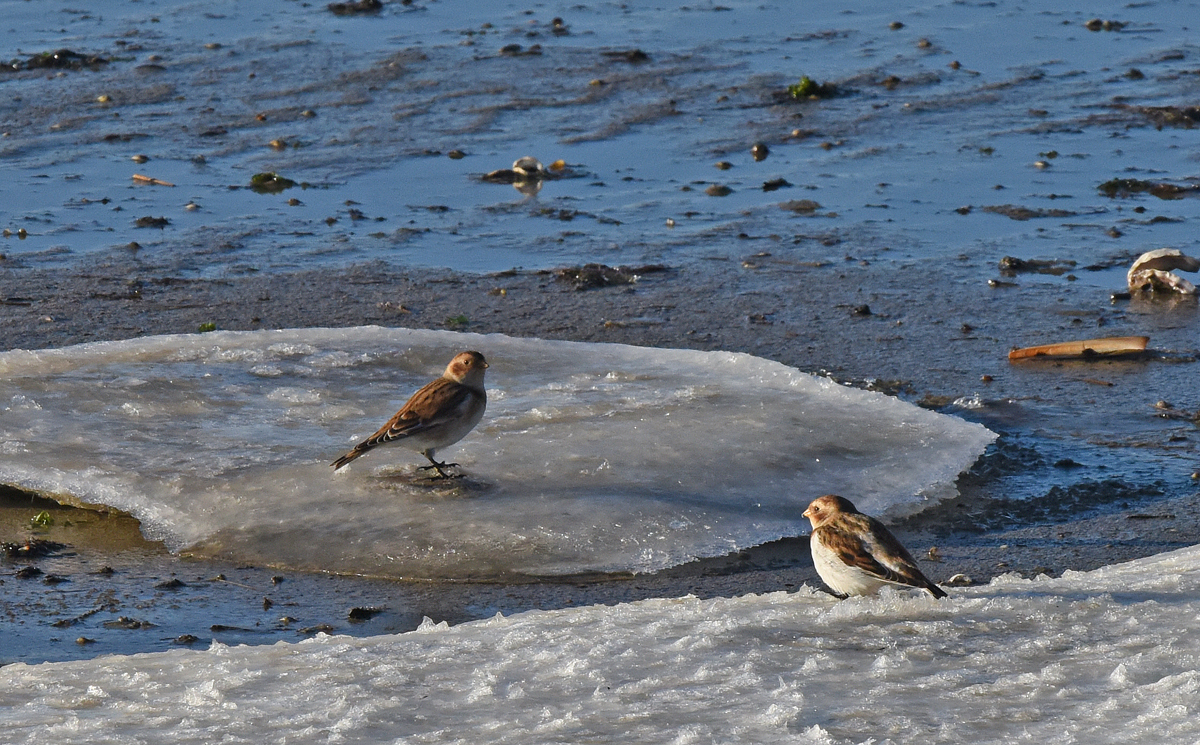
{"left": 802, "top": 494, "right": 858, "bottom": 529}
{"left": 446, "top": 350, "right": 488, "bottom": 388}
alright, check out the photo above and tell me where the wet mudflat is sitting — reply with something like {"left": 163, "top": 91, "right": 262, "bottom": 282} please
{"left": 3, "top": 0, "right": 1200, "bottom": 663}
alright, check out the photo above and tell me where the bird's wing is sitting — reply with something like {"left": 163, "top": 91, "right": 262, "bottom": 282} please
{"left": 364, "top": 379, "right": 474, "bottom": 446}
{"left": 856, "top": 517, "right": 945, "bottom": 595}
{"left": 820, "top": 524, "right": 907, "bottom": 585}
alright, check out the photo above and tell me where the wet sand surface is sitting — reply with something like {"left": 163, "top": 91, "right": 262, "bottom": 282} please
{"left": 3, "top": 257, "right": 1198, "bottom": 663}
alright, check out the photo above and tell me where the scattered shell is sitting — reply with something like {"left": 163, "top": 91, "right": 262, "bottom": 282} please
{"left": 512, "top": 156, "right": 544, "bottom": 178}
{"left": 1127, "top": 248, "right": 1200, "bottom": 294}
{"left": 945, "top": 573, "right": 973, "bottom": 586}
{"left": 705, "top": 184, "right": 732, "bottom": 197}
{"left": 751, "top": 143, "right": 769, "bottom": 161}
{"left": 714, "top": 161, "right": 733, "bottom": 170}
{"left": 131, "top": 154, "right": 149, "bottom": 163}
{"left": 1008, "top": 336, "right": 1148, "bottom": 361}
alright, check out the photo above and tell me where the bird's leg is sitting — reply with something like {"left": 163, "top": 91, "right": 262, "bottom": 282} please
{"left": 417, "top": 453, "right": 462, "bottom": 479}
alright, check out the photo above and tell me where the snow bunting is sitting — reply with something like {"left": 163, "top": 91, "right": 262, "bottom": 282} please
{"left": 803, "top": 494, "right": 947, "bottom": 599}
{"left": 331, "top": 351, "right": 488, "bottom": 477}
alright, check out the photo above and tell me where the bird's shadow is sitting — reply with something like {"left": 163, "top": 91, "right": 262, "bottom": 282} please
{"left": 372, "top": 468, "right": 494, "bottom": 497}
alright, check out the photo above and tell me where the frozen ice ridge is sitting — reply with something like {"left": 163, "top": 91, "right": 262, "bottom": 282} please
{"left": 2, "top": 546, "right": 1199, "bottom": 743}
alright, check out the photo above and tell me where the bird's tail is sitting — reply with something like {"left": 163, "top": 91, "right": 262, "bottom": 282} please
{"left": 331, "top": 445, "right": 369, "bottom": 470}
{"left": 927, "top": 582, "right": 948, "bottom": 599}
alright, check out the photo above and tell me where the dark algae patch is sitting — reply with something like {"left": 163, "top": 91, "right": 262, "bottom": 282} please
{"left": 3, "top": 49, "right": 108, "bottom": 72}
{"left": 249, "top": 173, "right": 298, "bottom": 194}
{"left": 1098, "top": 178, "right": 1200, "bottom": 199}
{"left": 328, "top": 0, "right": 383, "bottom": 15}
{"left": 980, "top": 205, "right": 1076, "bottom": 220}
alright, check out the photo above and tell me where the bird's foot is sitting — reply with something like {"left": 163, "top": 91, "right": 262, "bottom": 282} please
{"left": 418, "top": 461, "right": 462, "bottom": 480}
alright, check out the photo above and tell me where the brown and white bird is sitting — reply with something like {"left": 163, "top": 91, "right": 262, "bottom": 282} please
{"left": 331, "top": 351, "right": 488, "bottom": 477}
{"left": 803, "top": 494, "right": 947, "bottom": 599}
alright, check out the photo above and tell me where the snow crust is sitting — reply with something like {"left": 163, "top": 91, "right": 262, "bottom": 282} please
{"left": 0, "top": 328, "right": 994, "bottom": 578}
{"left": 3, "top": 545, "right": 1199, "bottom": 744}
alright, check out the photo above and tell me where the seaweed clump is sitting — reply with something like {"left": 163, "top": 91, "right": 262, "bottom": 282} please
{"left": 786, "top": 76, "right": 838, "bottom": 99}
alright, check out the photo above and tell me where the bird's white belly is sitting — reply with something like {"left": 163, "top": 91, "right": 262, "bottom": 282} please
{"left": 810, "top": 537, "right": 888, "bottom": 597}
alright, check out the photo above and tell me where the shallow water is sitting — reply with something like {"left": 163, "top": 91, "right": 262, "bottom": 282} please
{"left": 2, "top": 0, "right": 1197, "bottom": 278}
{"left": 0, "top": 328, "right": 993, "bottom": 578}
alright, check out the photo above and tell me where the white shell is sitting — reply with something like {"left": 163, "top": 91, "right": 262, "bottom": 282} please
{"left": 1128, "top": 248, "right": 1200, "bottom": 294}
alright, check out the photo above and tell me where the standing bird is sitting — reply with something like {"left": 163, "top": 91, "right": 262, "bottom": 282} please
{"left": 803, "top": 494, "right": 947, "bottom": 599}
{"left": 331, "top": 351, "right": 488, "bottom": 477}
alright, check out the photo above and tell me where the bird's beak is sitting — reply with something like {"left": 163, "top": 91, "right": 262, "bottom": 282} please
{"left": 802, "top": 507, "right": 812, "bottom": 518}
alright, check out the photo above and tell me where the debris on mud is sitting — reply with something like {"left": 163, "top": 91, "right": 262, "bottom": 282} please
{"left": 103, "top": 617, "right": 156, "bottom": 630}
{"left": 601, "top": 49, "right": 650, "bottom": 64}
{"left": 1098, "top": 177, "right": 1199, "bottom": 199}
{"left": 348, "top": 606, "right": 385, "bottom": 621}
{"left": 556, "top": 263, "right": 668, "bottom": 290}
{"left": 779, "top": 199, "right": 822, "bottom": 214}
{"left": 249, "top": 173, "right": 298, "bottom": 194}
{"left": 327, "top": 0, "right": 382, "bottom": 15}
{"left": 998, "top": 256, "right": 1076, "bottom": 276}
{"left": 980, "top": 205, "right": 1076, "bottom": 221}
{"left": 3, "top": 49, "right": 108, "bottom": 73}
{"left": 1126, "top": 105, "right": 1200, "bottom": 129}
{"left": 3, "top": 538, "right": 66, "bottom": 559}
